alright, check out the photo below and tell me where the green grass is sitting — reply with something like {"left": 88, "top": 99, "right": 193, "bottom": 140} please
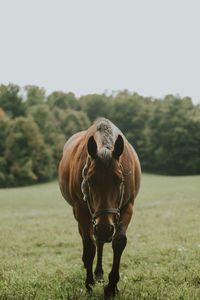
{"left": 0, "top": 174, "right": 200, "bottom": 299}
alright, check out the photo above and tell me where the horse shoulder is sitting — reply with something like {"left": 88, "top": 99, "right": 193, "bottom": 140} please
{"left": 62, "top": 131, "right": 86, "bottom": 153}
{"left": 123, "top": 142, "right": 141, "bottom": 202}
{"left": 58, "top": 130, "right": 87, "bottom": 206}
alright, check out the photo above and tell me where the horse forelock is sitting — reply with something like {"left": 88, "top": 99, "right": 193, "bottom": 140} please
{"left": 95, "top": 118, "right": 114, "bottom": 150}
{"left": 97, "top": 147, "right": 112, "bottom": 167}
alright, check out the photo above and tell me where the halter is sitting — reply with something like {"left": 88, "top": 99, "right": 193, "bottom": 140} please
{"left": 81, "top": 156, "right": 125, "bottom": 226}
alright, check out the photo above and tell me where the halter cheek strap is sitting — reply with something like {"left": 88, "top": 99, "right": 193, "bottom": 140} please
{"left": 81, "top": 156, "right": 125, "bottom": 226}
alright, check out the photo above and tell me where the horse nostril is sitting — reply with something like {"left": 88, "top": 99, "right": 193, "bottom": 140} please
{"left": 110, "top": 224, "right": 114, "bottom": 237}
{"left": 94, "top": 223, "right": 114, "bottom": 241}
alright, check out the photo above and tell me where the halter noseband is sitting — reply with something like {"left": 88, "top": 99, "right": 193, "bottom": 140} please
{"left": 81, "top": 156, "right": 125, "bottom": 226}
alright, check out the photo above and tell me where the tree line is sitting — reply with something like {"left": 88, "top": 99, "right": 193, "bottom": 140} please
{"left": 0, "top": 84, "right": 200, "bottom": 187}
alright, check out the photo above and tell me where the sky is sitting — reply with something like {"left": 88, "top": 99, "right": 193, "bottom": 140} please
{"left": 0, "top": 0, "right": 200, "bottom": 104}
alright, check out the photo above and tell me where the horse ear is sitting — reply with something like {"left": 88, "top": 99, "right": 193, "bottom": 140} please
{"left": 87, "top": 136, "right": 97, "bottom": 159}
{"left": 112, "top": 135, "right": 124, "bottom": 160}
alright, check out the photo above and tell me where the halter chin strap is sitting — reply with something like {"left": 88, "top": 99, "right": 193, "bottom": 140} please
{"left": 81, "top": 155, "right": 125, "bottom": 226}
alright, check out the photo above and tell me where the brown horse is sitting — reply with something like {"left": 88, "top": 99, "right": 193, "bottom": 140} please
{"left": 58, "top": 118, "right": 141, "bottom": 298}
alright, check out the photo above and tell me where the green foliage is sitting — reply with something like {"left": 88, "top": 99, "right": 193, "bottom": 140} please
{"left": 0, "top": 175, "right": 200, "bottom": 299}
{"left": 27, "top": 104, "right": 68, "bottom": 175}
{"left": 146, "top": 96, "right": 200, "bottom": 174}
{"left": 0, "top": 83, "right": 200, "bottom": 187}
{"left": 0, "top": 115, "right": 10, "bottom": 155}
{"left": 25, "top": 85, "right": 46, "bottom": 106}
{"left": 60, "top": 109, "right": 90, "bottom": 137}
{"left": 47, "top": 91, "right": 80, "bottom": 110}
{"left": 107, "top": 93, "right": 151, "bottom": 152}
{"left": 0, "top": 84, "right": 25, "bottom": 117}
{"left": 0, "top": 85, "right": 90, "bottom": 187}
{"left": 4, "top": 116, "right": 54, "bottom": 186}
{"left": 0, "top": 157, "right": 7, "bottom": 186}
{"left": 80, "top": 94, "right": 109, "bottom": 121}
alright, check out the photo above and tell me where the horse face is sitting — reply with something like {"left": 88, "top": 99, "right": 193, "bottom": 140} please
{"left": 87, "top": 135, "right": 124, "bottom": 243}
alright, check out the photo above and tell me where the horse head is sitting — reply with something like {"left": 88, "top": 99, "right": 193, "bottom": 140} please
{"left": 86, "top": 134, "right": 124, "bottom": 243}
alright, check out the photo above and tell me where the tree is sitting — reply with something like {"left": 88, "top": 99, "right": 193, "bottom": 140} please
{"left": 47, "top": 91, "right": 80, "bottom": 110}
{"left": 79, "top": 94, "right": 109, "bottom": 122}
{"left": 147, "top": 95, "right": 200, "bottom": 174}
{"left": 60, "top": 109, "right": 91, "bottom": 138}
{"left": 4, "top": 116, "right": 54, "bottom": 186}
{"left": 107, "top": 93, "right": 151, "bottom": 161}
{"left": 0, "top": 114, "right": 11, "bottom": 186}
{"left": 24, "top": 85, "right": 46, "bottom": 106}
{"left": 1, "top": 83, "right": 200, "bottom": 185}
{"left": 0, "top": 84, "right": 25, "bottom": 117}
{"left": 27, "top": 104, "right": 66, "bottom": 175}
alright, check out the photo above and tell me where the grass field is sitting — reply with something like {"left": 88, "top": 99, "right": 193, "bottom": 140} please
{"left": 0, "top": 174, "right": 200, "bottom": 300}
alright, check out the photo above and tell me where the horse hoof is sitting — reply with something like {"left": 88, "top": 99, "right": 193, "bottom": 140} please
{"left": 104, "top": 284, "right": 118, "bottom": 298}
{"left": 95, "top": 272, "right": 104, "bottom": 283}
{"left": 86, "top": 279, "right": 95, "bottom": 292}
{"left": 86, "top": 286, "right": 92, "bottom": 293}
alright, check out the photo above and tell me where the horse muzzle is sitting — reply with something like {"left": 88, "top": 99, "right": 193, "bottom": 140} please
{"left": 94, "top": 223, "right": 115, "bottom": 243}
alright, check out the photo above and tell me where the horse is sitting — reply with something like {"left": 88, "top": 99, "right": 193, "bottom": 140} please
{"left": 58, "top": 118, "right": 141, "bottom": 298}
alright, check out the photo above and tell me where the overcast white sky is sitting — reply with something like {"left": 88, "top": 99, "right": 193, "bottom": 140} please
{"left": 0, "top": 0, "right": 199, "bottom": 103}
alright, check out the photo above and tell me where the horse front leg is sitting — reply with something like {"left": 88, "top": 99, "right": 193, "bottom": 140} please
{"left": 82, "top": 234, "right": 96, "bottom": 291}
{"left": 104, "top": 222, "right": 127, "bottom": 297}
{"left": 104, "top": 202, "right": 133, "bottom": 298}
{"left": 75, "top": 204, "right": 96, "bottom": 292}
{"left": 94, "top": 240, "right": 104, "bottom": 282}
